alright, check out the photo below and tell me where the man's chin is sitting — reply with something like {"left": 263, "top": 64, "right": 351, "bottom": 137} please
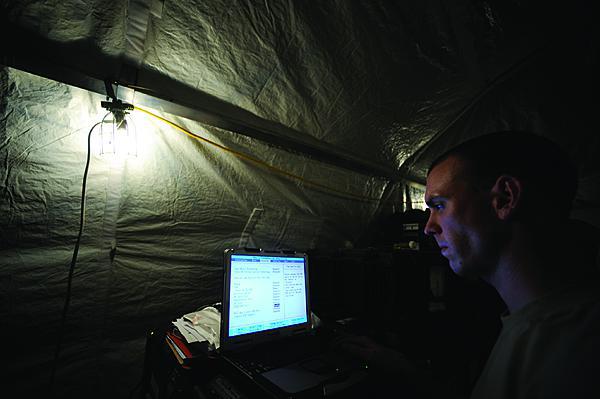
{"left": 448, "top": 263, "right": 464, "bottom": 276}
{"left": 448, "top": 260, "right": 474, "bottom": 278}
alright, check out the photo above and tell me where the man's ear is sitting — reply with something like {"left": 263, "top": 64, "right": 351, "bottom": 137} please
{"left": 491, "top": 175, "right": 523, "bottom": 221}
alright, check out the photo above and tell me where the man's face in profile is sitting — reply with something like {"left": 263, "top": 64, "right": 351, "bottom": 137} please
{"left": 424, "top": 156, "right": 499, "bottom": 278}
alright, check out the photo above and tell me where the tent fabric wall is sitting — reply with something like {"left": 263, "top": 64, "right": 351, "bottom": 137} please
{"left": 1, "top": 0, "right": 598, "bottom": 398}
{"left": 2, "top": 0, "right": 551, "bottom": 173}
{"left": 403, "top": 6, "right": 599, "bottom": 226}
{"left": 0, "top": 66, "right": 389, "bottom": 397}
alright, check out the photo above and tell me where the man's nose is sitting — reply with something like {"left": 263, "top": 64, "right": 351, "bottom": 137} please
{"left": 424, "top": 212, "right": 440, "bottom": 236}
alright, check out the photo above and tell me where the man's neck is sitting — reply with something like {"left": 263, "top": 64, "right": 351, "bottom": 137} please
{"left": 483, "top": 228, "right": 565, "bottom": 313}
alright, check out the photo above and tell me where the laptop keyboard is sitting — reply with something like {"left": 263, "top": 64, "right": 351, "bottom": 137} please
{"left": 228, "top": 357, "right": 275, "bottom": 377}
{"left": 225, "top": 334, "right": 327, "bottom": 377}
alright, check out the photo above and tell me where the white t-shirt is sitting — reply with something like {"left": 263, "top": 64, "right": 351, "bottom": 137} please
{"left": 471, "top": 283, "right": 600, "bottom": 399}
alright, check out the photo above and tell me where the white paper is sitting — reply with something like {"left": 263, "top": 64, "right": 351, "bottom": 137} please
{"left": 172, "top": 306, "right": 221, "bottom": 349}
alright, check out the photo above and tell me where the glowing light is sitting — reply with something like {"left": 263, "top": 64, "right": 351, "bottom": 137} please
{"left": 99, "top": 112, "right": 137, "bottom": 157}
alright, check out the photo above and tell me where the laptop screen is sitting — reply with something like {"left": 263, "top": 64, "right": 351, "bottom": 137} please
{"left": 221, "top": 249, "right": 312, "bottom": 349}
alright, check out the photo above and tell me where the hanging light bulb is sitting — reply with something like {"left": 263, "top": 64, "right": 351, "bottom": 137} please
{"left": 114, "top": 114, "right": 137, "bottom": 157}
{"left": 99, "top": 82, "right": 136, "bottom": 157}
{"left": 99, "top": 109, "right": 137, "bottom": 156}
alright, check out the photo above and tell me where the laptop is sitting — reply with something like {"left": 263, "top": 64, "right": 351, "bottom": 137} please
{"left": 218, "top": 248, "right": 368, "bottom": 398}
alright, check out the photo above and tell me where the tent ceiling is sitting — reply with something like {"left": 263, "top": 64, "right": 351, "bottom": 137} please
{"left": 4, "top": 0, "right": 591, "bottom": 184}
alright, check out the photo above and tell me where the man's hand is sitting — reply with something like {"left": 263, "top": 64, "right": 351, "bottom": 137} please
{"left": 333, "top": 334, "right": 418, "bottom": 374}
{"left": 332, "top": 332, "right": 441, "bottom": 398}
{"left": 334, "top": 334, "right": 385, "bottom": 364}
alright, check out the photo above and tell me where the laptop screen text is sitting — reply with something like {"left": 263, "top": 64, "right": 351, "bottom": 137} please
{"left": 228, "top": 254, "right": 308, "bottom": 337}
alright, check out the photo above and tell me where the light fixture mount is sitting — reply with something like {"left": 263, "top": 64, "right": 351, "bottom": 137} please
{"left": 101, "top": 79, "right": 134, "bottom": 113}
{"left": 98, "top": 79, "right": 137, "bottom": 155}
{"left": 101, "top": 79, "right": 134, "bottom": 128}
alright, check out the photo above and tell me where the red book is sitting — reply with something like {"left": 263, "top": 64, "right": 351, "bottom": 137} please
{"left": 166, "top": 330, "right": 194, "bottom": 358}
{"left": 165, "top": 336, "right": 191, "bottom": 369}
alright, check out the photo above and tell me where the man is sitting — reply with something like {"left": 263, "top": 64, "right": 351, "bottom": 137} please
{"left": 339, "top": 131, "right": 600, "bottom": 398}
{"left": 424, "top": 131, "right": 600, "bottom": 398}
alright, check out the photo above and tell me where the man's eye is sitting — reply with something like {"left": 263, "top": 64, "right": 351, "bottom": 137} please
{"left": 432, "top": 203, "right": 445, "bottom": 211}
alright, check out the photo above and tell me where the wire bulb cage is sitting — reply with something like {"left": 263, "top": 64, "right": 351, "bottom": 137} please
{"left": 99, "top": 110, "right": 137, "bottom": 157}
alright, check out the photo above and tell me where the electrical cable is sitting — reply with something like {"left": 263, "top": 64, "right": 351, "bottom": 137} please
{"left": 133, "top": 106, "right": 382, "bottom": 202}
{"left": 49, "top": 120, "right": 103, "bottom": 394}
{"left": 47, "top": 101, "right": 379, "bottom": 393}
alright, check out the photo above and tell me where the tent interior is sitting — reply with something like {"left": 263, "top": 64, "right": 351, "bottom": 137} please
{"left": 1, "top": 0, "right": 599, "bottom": 397}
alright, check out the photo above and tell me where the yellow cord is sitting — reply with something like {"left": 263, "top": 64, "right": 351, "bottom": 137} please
{"left": 133, "top": 106, "right": 382, "bottom": 202}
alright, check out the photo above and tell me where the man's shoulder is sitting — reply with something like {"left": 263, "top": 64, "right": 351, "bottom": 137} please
{"left": 494, "top": 281, "right": 600, "bottom": 367}
{"left": 472, "top": 282, "right": 600, "bottom": 399}
{"left": 509, "top": 281, "right": 600, "bottom": 327}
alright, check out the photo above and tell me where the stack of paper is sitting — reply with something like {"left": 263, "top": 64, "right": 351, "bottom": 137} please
{"left": 172, "top": 305, "right": 221, "bottom": 350}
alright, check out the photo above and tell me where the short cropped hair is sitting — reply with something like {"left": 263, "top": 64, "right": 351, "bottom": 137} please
{"left": 428, "top": 131, "right": 578, "bottom": 221}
